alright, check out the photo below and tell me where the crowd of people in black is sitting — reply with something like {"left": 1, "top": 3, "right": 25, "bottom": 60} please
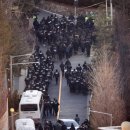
{"left": 33, "top": 14, "right": 95, "bottom": 60}
{"left": 24, "top": 45, "right": 54, "bottom": 94}
{"left": 43, "top": 98, "right": 59, "bottom": 117}
{"left": 59, "top": 59, "right": 92, "bottom": 94}
{"left": 44, "top": 120, "right": 54, "bottom": 130}
{"left": 65, "top": 62, "right": 91, "bottom": 94}
{"left": 23, "top": 13, "right": 95, "bottom": 130}
{"left": 42, "top": 118, "right": 91, "bottom": 130}
{"left": 24, "top": 45, "right": 61, "bottom": 117}
{"left": 27, "top": 13, "right": 94, "bottom": 97}
{"left": 78, "top": 119, "right": 90, "bottom": 130}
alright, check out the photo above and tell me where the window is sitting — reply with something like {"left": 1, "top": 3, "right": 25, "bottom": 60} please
{"left": 21, "top": 104, "right": 38, "bottom": 111}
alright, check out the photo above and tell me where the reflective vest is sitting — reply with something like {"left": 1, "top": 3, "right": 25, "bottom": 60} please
{"left": 85, "top": 17, "right": 88, "bottom": 22}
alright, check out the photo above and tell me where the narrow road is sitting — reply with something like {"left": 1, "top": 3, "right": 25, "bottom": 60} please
{"left": 43, "top": 51, "right": 92, "bottom": 124}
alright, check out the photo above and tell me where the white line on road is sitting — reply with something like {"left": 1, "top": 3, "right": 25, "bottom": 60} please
{"left": 57, "top": 71, "right": 62, "bottom": 119}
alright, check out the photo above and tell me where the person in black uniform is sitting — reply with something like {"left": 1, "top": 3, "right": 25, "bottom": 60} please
{"left": 38, "top": 123, "right": 43, "bottom": 130}
{"left": 82, "top": 61, "right": 88, "bottom": 71}
{"left": 33, "top": 16, "right": 39, "bottom": 31}
{"left": 70, "top": 123, "right": 75, "bottom": 130}
{"left": 76, "top": 64, "right": 82, "bottom": 72}
{"left": 62, "top": 122, "right": 67, "bottom": 130}
{"left": 53, "top": 69, "right": 60, "bottom": 85}
{"left": 53, "top": 99, "right": 59, "bottom": 116}
{"left": 60, "top": 62, "right": 65, "bottom": 76}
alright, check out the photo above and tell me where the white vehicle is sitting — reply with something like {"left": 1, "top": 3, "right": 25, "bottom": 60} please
{"left": 15, "top": 118, "right": 35, "bottom": 130}
{"left": 19, "top": 90, "right": 44, "bottom": 123}
{"left": 55, "top": 119, "right": 79, "bottom": 130}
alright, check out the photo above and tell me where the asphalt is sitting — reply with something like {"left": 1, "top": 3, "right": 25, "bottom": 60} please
{"left": 37, "top": 9, "right": 93, "bottom": 123}
{"left": 39, "top": 43, "right": 92, "bottom": 124}
{"left": 13, "top": 46, "right": 92, "bottom": 125}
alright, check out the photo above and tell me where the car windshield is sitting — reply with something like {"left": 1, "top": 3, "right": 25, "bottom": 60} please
{"left": 64, "top": 121, "right": 79, "bottom": 127}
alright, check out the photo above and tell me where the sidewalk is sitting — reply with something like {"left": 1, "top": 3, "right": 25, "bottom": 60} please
{"left": 13, "top": 69, "right": 26, "bottom": 95}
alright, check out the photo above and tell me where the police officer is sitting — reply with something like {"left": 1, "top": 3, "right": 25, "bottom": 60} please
{"left": 53, "top": 69, "right": 60, "bottom": 85}
{"left": 86, "top": 42, "right": 91, "bottom": 57}
{"left": 38, "top": 123, "right": 43, "bottom": 130}
{"left": 24, "top": 77, "right": 30, "bottom": 88}
{"left": 46, "top": 49, "right": 52, "bottom": 57}
{"left": 33, "top": 16, "right": 39, "bottom": 31}
{"left": 69, "top": 78, "right": 75, "bottom": 93}
{"left": 60, "top": 62, "right": 65, "bottom": 76}
{"left": 76, "top": 64, "right": 82, "bottom": 72}
{"left": 70, "top": 123, "right": 75, "bottom": 130}
{"left": 75, "top": 114, "right": 80, "bottom": 124}
{"left": 53, "top": 98, "right": 59, "bottom": 116}
{"left": 65, "top": 59, "right": 71, "bottom": 68}
{"left": 61, "top": 122, "right": 67, "bottom": 130}
{"left": 82, "top": 61, "right": 88, "bottom": 71}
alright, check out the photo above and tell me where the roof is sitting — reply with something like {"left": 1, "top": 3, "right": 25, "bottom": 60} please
{"left": 15, "top": 118, "right": 35, "bottom": 130}
{"left": 60, "top": 119, "right": 76, "bottom": 122}
{"left": 20, "top": 90, "right": 42, "bottom": 105}
{"left": 59, "top": 119, "right": 79, "bottom": 127}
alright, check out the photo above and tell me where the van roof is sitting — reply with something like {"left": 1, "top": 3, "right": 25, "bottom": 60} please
{"left": 20, "top": 90, "right": 42, "bottom": 105}
{"left": 15, "top": 118, "right": 35, "bottom": 130}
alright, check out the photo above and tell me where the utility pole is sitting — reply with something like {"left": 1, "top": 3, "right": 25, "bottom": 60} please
{"left": 106, "top": 0, "right": 108, "bottom": 25}
{"left": 110, "top": 0, "right": 113, "bottom": 25}
{"left": 10, "top": 56, "right": 13, "bottom": 95}
{"left": 74, "top": 0, "right": 78, "bottom": 25}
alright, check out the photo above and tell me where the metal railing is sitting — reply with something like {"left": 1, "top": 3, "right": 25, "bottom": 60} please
{"left": 8, "top": 112, "right": 19, "bottom": 130}
{"left": 98, "top": 126, "right": 121, "bottom": 130}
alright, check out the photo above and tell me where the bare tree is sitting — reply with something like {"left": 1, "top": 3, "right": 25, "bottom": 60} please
{"left": 89, "top": 45, "right": 126, "bottom": 129}
{"left": 0, "top": 0, "right": 34, "bottom": 117}
{"left": 0, "top": 3, "right": 10, "bottom": 121}
{"left": 0, "top": 50, "right": 8, "bottom": 119}
{"left": 114, "top": 0, "right": 130, "bottom": 120}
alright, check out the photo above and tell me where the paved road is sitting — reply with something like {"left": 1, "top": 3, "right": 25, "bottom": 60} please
{"left": 13, "top": 10, "right": 92, "bottom": 125}
{"left": 38, "top": 9, "right": 62, "bottom": 21}
{"left": 58, "top": 55, "right": 91, "bottom": 124}
{"left": 13, "top": 46, "right": 92, "bottom": 125}
{"left": 40, "top": 43, "right": 92, "bottom": 124}
{"left": 37, "top": 10, "right": 93, "bottom": 123}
